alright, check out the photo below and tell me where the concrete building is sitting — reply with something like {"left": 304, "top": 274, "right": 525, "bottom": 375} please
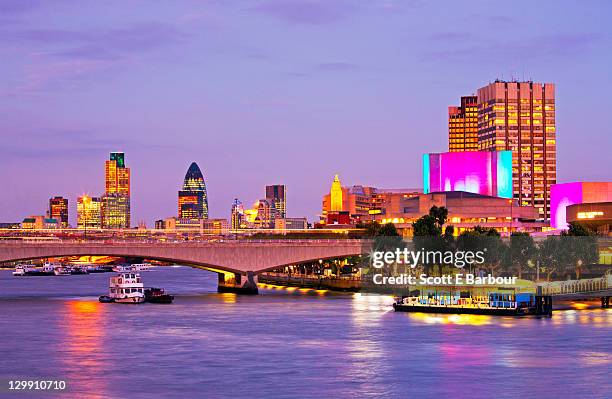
{"left": 321, "top": 175, "right": 421, "bottom": 225}
{"left": 274, "top": 217, "right": 308, "bottom": 230}
{"left": 550, "top": 182, "right": 612, "bottom": 229}
{"left": 367, "top": 191, "right": 544, "bottom": 236}
{"left": 202, "top": 218, "right": 230, "bottom": 235}
{"left": 566, "top": 202, "right": 612, "bottom": 235}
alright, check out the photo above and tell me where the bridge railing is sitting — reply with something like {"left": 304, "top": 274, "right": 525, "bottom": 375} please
{"left": 538, "top": 275, "right": 611, "bottom": 295}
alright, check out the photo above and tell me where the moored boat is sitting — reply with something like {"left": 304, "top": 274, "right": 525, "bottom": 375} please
{"left": 144, "top": 287, "right": 174, "bottom": 304}
{"left": 393, "top": 289, "right": 552, "bottom": 317}
{"left": 54, "top": 266, "right": 71, "bottom": 276}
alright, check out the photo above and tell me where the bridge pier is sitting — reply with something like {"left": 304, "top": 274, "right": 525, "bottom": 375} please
{"left": 218, "top": 271, "right": 258, "bottom": 295}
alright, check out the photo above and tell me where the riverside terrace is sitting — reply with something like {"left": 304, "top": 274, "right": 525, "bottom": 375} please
{"left": 0, "top": 239, "right": 366, "bottom": 294}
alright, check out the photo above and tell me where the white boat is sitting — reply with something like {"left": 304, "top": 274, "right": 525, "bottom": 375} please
{"left": 12, "top": 264, "right": 36, "bottom": 276}
{"left": 103, "top": 272, "right": 145, "bottom": 304}
{"left": 112, "top": 264, "right": 134, "bottom": 272}
{"left": 54, "top": 267, "right": 71, "bottom": 276}
{"left": 131, "top": 263, "right": 152, "bottom": 271}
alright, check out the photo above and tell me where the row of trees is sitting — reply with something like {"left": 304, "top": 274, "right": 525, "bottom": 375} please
{"left": 409, "top": 206, "right": 599, "bottom": 280}
{"left": 359, "top": 206, "right": 598, "bottom": 281}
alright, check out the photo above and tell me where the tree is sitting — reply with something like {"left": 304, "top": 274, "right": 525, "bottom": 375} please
{"left": 457, "top": 226, "right": 505, "bottom": 275}
{"left": 505, "top": 232, "right": 537, "bottom": 279}
{"left": 563, "top": 222, "right": 594, "bottom": 237}
{"left": 537, "top": 236, "right": 564, "bottom": 281}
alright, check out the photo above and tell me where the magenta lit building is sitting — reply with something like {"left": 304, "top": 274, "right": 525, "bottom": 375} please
{"left": 550, "top": 182, "right": 612, "bottom": 229}
{"left": 423, "top": 151, "right": 513, "bottom": 199}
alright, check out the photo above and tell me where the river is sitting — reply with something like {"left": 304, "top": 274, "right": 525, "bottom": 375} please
{"left": 0, "top": 267, "right": 610, "bottom": 398}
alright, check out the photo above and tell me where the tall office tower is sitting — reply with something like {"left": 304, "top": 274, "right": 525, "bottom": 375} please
{"left": 231, "top": 198, "right": 245, "bottom": 229}
{"left": 477, "top": 81, "right": 556, "bottom": 219}
{"left": 77, "top": 195, "right": 102, "bottom": 229}
{"left": 448, "top": 95, "right": 478, "bottom": 152}
{"left": 49, "top": 196, "right": 68, "bottom": 228}
{"left": 178, "top": 162, "right": 209, "bottom": 220}
{"left": 330, "top": 174, "right": 343, "bottom": 211}
{"left": 265, "top": 185, "right": 286, "bottom": 218}
{"left": 254, "top": 199, "right": 278, "bottom": 229}
{"left": 103, "top": 152, "right": 131, "bottom": 228}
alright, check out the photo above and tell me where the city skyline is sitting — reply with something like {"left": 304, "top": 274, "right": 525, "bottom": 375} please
{"left": 1, "top": 1, "right": 611, "bottom": 225}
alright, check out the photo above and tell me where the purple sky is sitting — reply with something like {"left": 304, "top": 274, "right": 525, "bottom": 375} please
{"left": 1, "top": 0, "right": 611, "bottom": 226}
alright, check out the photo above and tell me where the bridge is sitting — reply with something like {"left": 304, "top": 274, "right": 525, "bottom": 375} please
{"left": 0, "top": 239, "right": 367, "bottom": 294}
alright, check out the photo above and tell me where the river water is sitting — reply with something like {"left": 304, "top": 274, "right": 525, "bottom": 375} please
{"left": 0, "top": 267, "right": 610, "bottom": 399}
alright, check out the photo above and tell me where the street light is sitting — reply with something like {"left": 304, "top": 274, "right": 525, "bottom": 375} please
{"left": 508, "top": 199, "right": 513, "bottom": 234}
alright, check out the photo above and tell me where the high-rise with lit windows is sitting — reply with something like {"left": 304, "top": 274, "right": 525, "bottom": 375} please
{"left": 102, "top": 152, "right": 131, "bottom": 228}
{"left": 448, "top": 96, "right": 478, "bottom": 152}
{"left": 178, "top": 162, "right": 209, "bottom": 220}
{"left": 49, "top": 196, "right": 68, "bottom": 228}
{"left": 77, "top": 195, "right": 102, "bottom": 229}
{"left": 477, "top": 81, "right": 556, "bottom": 219}
{"left": 265, "top": 185, "right": 286, "bottom": 218}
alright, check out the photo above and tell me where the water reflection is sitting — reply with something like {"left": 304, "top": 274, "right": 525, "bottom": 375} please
{"left": 61, "top": 300, "right": 109, "bottom": 398}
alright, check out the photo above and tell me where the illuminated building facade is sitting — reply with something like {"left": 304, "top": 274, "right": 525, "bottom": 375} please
{"left": 566, "top": 202, "right": 612, "bottom": 235}
{"left": 266, "top": 185, "right": 286, "bottom": 218}
{"left": 254, "top": 199, "right": 278, "bottom": 229}
{"left": 330, "top": 175, "right": 343, "bottom": 211}
{"left": 103, "top": 152, "right": 130, "bottom": 228}
{"left": 423, "top": 151, "right": 512, "bottom": 198}
{"left": 369, "top": 191, "right": 543, "bottom": 236}
{"left": 448, "top": 96, "right": 478, "bottom": 152}
{"left": 321, "top": 178, "right": 421, "bottom": 225}
{"left": 550, "top": 182, "right": 612, "bottom": 229}
{"left": 21, "top": 216, "right": 59, "bottom": 229}
{"left": 178, "top": 162, "right": 209, "bottom": 220}
{"left": 77, "top": 196, "right": 102, "bottom": 229}
{"left": 49, "top": 196, "right": 68, "bottom": 228}
{"left": 477, "top": 81, "right": 556, "bottom": 219}
{"left": 231, "top": 199, "right": 245, "bottom": 229}
{"left": 274, "top": 218, "right": 308, "bottom": 230}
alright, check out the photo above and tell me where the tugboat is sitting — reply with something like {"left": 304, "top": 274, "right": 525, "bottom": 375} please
{"left": 144, "top": 288, "right": 174, "bottom": 304}
{"left": 99, "top": 272, "right": 145, "bottom": 304}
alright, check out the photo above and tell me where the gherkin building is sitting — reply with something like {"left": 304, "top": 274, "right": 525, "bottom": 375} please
{"left": 178, "top": 162, "right": 209, "bottom": 219}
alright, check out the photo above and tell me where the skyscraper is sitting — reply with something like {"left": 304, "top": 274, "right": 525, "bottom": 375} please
{"left": 231, "top": 198, "right": 245, "bottom": 230}
{"left": 477, "top": 81, "right": 556, "bottom": 219}
{"left": 265, "top": 184, "right": 286, "bottom": 218}
{"left": 448, "top": 96, "right": 478, "bottom": 152}
{"left": 102, "top": 152, "right": 131, "bottom": 228}
{"left": 49, "top": 196, "right": 68, "bottom": 228}
{"left": 77, "top": 195, "right": 102, "bottom": 229}
{"left": 178, "top": 162, "right": 209, "bottom": 220}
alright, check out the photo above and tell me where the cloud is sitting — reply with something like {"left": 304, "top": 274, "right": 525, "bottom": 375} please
{"left": 314, "top": 62, "right": 360, "bottom": 72}
{"left": 423, "top": 33, "right": 601, "bottom": 63}
{"left": 252, "top": 0, "right": 353, "bottom": 25}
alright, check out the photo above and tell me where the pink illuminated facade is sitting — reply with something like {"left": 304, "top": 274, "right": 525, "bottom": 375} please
{"left": 550, "top": 182, "right": 612, "bottom": 229}
{"left": 423, "top": 151, "right": 512, "bottom": 199}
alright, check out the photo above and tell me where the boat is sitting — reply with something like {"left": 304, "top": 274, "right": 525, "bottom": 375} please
{"left": 54, "top": 266, "right": 71, "bottom": 276}
{"left": 85, "top": 265, "right": 106, "bottom": 273}
{"left": 393, "top": 289, "right": 553, "bottom": 317}
{"left": 112, "top": 264, "right": 134, "bottom": 272}
{"left": 70, "top": 266, "right": 89, "bottom": 275}
{"left": 12, "top": 264, "right": 36, "bottom": 276}
{"left": 132, "top": 263, "right": 152, "bottom": 272}
{"left": 144, "top": 287, "right": 174, "bottom": 304}
{"left": 13, "top": 264, "right": 53, "bottom": 276}
{"left": 39, "top": 263, "right": 57, "bottom": 276}
{"left": 100, "top": 272, "right": 145, "bottom": 304}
